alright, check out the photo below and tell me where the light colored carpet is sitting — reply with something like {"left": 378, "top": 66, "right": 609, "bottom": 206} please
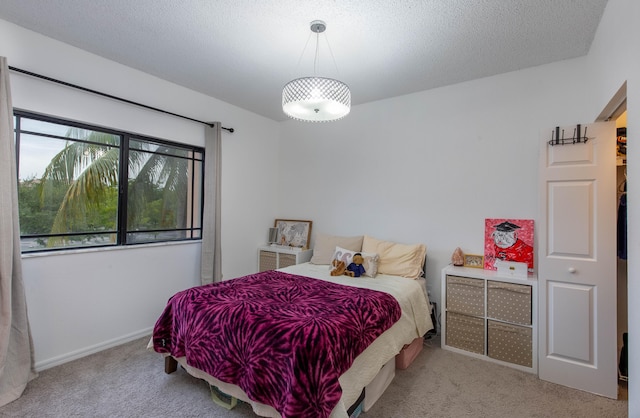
{"left": 0, "top": 336, "right": 627, "bottom": 417}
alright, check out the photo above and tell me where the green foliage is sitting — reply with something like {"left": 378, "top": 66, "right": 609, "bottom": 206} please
{"left": 127, "top": 148, "right": 189, "bottom": 231}
{"left": 18, "top": 177, "right": 65, "bottom": 235}
{"left": 18, "top": 124, "right": 195, "bottom": 250}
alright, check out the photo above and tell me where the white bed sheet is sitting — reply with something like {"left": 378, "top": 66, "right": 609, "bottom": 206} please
{"left": 153, "top": 263, "right": 433, "bottom": 418}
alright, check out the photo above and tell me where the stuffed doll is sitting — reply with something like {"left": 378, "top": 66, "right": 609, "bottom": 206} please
{"left": 330, "top": 259, "right": 347, "bottom": 276}
{"left": 346, "top": 253, "right": 366, "bottom": 277}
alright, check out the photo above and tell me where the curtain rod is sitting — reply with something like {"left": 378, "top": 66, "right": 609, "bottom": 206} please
{"left": 8, "top": 66, "right": 234, "bottom": 133}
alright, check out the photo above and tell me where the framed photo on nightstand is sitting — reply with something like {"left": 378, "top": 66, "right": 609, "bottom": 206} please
{"left": 463, "top": 254, "right": 484, "bottom": 268}
{"left": 274, "top": 219, "right": 312, "bottom": 249}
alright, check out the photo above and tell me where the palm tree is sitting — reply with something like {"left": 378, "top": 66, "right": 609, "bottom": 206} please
{"left": 37, "top": 128, "right": 190, "bottom": 247}
{"left": 127, "top": 140, "right": 190, "bottom": 234}
{"left": 39, "top": 129, "right": 119, "bottom": 242}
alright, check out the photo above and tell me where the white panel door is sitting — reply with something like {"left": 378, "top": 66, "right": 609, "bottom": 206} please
{"left": 538, "top": 122, "right": 617, "bottom": 398}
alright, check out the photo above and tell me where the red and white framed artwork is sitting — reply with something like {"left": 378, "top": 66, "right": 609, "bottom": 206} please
{"left": 483, "top": 218, "right": 534, "bottom": 272}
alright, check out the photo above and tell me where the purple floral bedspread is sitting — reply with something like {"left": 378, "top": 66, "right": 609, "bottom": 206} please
{"left": 152, "top": 270, "right": 400, "bottom": 418}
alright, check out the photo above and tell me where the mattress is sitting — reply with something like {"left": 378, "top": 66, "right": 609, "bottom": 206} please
{"left": 152, "top": 262, "right": 433, "bottom": 417}
{"left": 363, "top": 357, "right": 395, "bottom": 412}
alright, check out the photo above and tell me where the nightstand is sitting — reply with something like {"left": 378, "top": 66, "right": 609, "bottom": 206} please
{"left": 258, "top": 245, "right": 313, "bottom": 272}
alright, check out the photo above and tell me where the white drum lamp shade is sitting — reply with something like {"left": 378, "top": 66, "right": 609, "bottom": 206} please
{"left": 282, "top": 77, "right": 350, "bottom": 122}
{"left": 282, "top": 21, "right": 351, "bottom": 122}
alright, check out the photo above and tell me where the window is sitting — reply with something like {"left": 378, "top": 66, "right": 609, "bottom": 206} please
{"left": 14, "top": 110, "right": 204, "bottom": 253}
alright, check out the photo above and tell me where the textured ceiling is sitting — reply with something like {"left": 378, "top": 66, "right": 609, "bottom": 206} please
{"left": 0, "top": 0, "right": 609, "bottom": 122}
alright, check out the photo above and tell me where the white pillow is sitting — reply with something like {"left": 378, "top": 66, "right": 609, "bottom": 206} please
{"left": 330, "top": 246, "right": 379, "bottom": 278}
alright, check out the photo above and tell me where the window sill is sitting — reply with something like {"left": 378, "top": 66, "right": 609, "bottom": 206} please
{"left": 21, "top": 240, "right": 201, "bottom": 259}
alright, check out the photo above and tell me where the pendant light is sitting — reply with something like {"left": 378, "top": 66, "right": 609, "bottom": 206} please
{"left": 282, "top": 20, "right": 351, "bottom": 122}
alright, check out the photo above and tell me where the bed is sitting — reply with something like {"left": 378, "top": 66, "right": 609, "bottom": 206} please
{"left": 150, "top": 234, "right": 433, "bottom": 418}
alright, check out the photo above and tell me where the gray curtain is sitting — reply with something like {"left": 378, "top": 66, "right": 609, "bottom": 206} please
{"left": 200, "top": 122, "right": 222, "bottom": 284}
{"left": 0, "top": 57, "right": 36, "bottom": 407}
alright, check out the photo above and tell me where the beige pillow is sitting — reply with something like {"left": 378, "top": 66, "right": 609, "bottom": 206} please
{"left": 330, "top": 246, "right": 379, "bottom": 278}
{"left": 362, "top": 235, "right": 426, "bottom": 279}
{"left": 310, "top": 233, "right": 364, "bottom": 265}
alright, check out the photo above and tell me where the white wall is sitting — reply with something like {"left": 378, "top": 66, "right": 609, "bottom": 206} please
{"left": 278, "top": 0, "right": 639, "bottom": 412}
{"left": 0, "top": 19, "right": 281, "bottom": 369}
{"left": 279, "top": 58, "right": 594, "bottom": 308}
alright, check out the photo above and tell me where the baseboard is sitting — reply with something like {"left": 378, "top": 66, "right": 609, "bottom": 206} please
{"left": 34, "top": 327, "right": 153, "bottom": 372}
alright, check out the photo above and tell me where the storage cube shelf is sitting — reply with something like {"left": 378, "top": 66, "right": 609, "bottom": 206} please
{"left": 441, "top": 265, "right": 538, "bottom": 373}
{"left": 258, "top": 246, "right": 313, "bottom": 272}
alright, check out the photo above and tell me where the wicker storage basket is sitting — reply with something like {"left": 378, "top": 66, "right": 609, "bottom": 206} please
{"left": 487, "top": 280, "right": 532, "bottom": 325}
{"left": 446, "top": 311, "right": 485, "bottom": 354}
{"left": 259, "top": 250, "right": 277, "bottom": 271}
{"left": 487, "top": 319, "right": 532, "bottom": 367}
{"left": 446, "top": 275, "right": 485, "bottom": 316}
{"left": 278, "top": 253, "right": 296, "bottom": 268}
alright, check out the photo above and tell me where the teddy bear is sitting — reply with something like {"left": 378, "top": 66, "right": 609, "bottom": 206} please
{"left": 330, "top": 258, "right": 347, "bottom": 276}
{"left": 345, "top": 253, "right": 366, "bottom": 277}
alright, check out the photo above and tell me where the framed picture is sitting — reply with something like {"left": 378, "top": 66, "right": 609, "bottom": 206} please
{"left": 274, "top": 219, "right": 312, "bottom": 249}
{"left": 484, "top": 218, "right": 535, "bottom": 272}
{"left": 463, "top": 254, "right": 484, "bottom": 268}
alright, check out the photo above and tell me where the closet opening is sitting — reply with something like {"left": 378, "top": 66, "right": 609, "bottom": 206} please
{"left": 596, "top": 81, "right": 627, "bottom": 397}
{"left": 615, "top": 111, "right": 627, "bottom": 386}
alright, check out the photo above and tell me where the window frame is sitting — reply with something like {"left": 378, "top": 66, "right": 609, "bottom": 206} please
{"left": 14, "top": 109, "right": 205, "bottom": 253}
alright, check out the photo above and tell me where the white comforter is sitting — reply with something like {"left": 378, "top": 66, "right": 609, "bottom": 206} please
{"left": 159, "top": 263, "right": 433, "bottom": 418}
